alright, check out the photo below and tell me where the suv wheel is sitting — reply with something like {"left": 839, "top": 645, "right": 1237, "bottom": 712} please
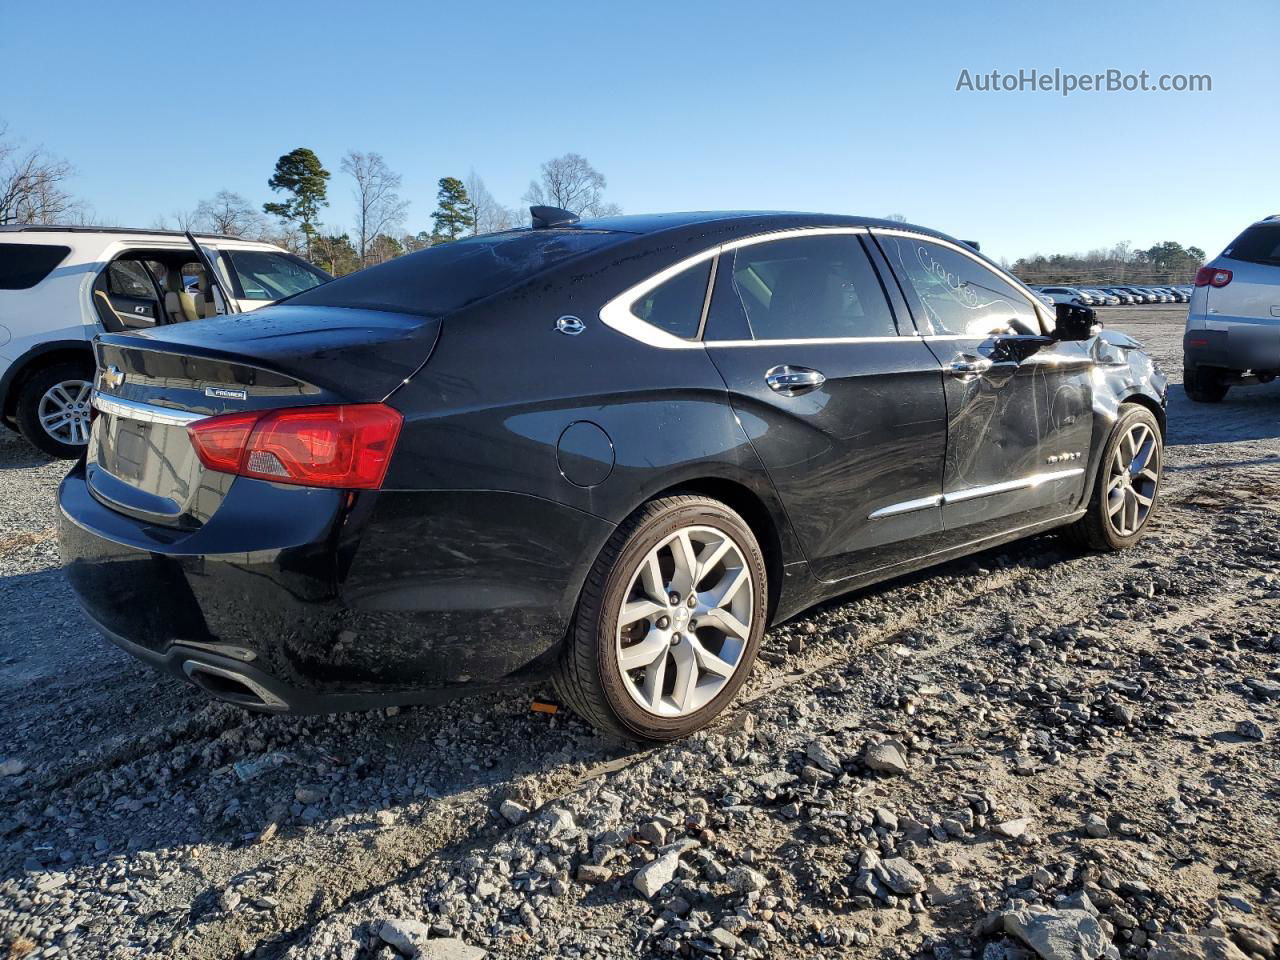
{"left": 1066, "top": 405, "right": 1163, "bottom": 551}
{"left": 16, "top": 361, "right": 95, "bottom": 458}
{"left": 1183, "top": 366, "right": 1228, "bottom": 403}
{"left": 554, "top": 495, "right": 767, "bottom": 741}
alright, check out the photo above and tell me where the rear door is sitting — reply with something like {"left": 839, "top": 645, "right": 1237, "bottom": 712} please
{"left": 873, "top": 231, "right": 1094, "bottom": 544}
{"left": 703, "top": 230, "right": 949, "bottom": 582}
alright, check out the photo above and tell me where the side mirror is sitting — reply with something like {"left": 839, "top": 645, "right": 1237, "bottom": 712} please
{"left": 1054, "top": 302, "right": 1100, "bottom": 341}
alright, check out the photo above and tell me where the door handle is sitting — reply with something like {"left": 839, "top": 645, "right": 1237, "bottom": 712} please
{"left": 765, "top": 365, "right": 826, "bottom": 396}
{"left": 948, "top": 357, "right": 993, "bottom": 377}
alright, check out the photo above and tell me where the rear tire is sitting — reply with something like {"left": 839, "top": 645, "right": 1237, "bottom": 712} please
{"left": 553, "top": 495, "right": 767, "bottom": 741}
{"left": 15, "top": 361, "right": 95, "bottom": 459}
{"left": 1183, "top": 367, "right": 1228, "bottom": 403}
{"left": 1065, "top": 404, "right": 1163, "bottom": 552}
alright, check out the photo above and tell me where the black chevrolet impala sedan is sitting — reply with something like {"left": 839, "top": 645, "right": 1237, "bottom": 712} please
{"left": 59, "top": 209, "right": 1167, "bottom": 739}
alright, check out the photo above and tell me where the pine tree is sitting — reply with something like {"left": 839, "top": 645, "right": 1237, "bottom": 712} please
{"left": 263, "top": 148, "right": 330, "bottom": 259}
{"left": 431, "top": 177, "right": 473, "bottom": 242}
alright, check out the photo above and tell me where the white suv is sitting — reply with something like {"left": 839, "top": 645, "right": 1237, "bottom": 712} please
{"left": 0, "top": 227, "right": 331, "bottom": 456}
{"left": 1184, "top": 215, "right": 1280, "bottom": 403}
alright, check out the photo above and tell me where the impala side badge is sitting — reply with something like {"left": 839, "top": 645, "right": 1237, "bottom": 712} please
{"left": 555, "top": 315, "right": 585, "bottom": 336}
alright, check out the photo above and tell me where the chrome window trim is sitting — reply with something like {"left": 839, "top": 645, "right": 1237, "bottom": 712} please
{"left": 598, "top": 247, "right": 718, "bottom": 350}
{"left": 707, "top": 335, "right": 906, "bottom": 348}
{"left": 598, "top": 226, "right": 873, "bottom": 350}
{"left": 91, "top": 391, "right": 207, "bottom": 427}
{"left": 868, "top": 467, "right": 1085, "bottom": 519}
{"left": 870, "top": 227, "right": 1053, "bottom": 333}
{"left": 718, "top": 225, "right": 868, "bottom": 252}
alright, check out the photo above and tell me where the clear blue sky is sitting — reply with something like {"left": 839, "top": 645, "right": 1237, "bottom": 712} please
{"left": 2, "top": 0, "right": 1275, "bottom": 263}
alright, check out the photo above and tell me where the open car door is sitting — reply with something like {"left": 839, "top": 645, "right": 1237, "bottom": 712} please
{"left": 184, "top": 230, "right": 241, "bottom": 316}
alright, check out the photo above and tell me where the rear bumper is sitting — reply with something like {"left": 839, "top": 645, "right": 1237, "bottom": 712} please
{"left": 1184, "top": 322, "right": 1280, "bottom": 374}
{"left": 58, "top": 462, "right": 614, "bottom": 712}
{"left": 86, "top": 613, "right": 499, "bottom": 713}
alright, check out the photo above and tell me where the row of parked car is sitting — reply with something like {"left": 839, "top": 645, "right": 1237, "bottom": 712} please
{"left": 1030, "top": 284, "right": 1192, "bottom": 307}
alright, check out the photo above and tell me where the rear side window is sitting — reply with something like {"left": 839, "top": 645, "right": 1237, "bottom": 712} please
{"left": 632, "top": 260, "right": 711, "bottom": 339}
{"left": 877, "top": 235, "right": 1040, "bottom": 336}
{"left": 0, "top": 243, "right": 71, "bottom": 290}
{"left": 289, "top": 230, "right": 630, "bottom": 316}
{"left": 727, "top": 234, "right": 898, "bottom": 340}
{"left": 1224, "top": 223, "right": 1280, "bottom": 267}
{"left": 107, "top": 261, "right": 156, "bottom": 299}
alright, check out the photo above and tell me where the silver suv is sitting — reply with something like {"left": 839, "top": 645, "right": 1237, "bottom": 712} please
{"left": 1184, "top": 215, "right": 1280, "bottom": 402}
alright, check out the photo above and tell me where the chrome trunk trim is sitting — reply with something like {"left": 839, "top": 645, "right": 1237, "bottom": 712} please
{"left": 90, "top": 391, "right": 207, "bottom": 427}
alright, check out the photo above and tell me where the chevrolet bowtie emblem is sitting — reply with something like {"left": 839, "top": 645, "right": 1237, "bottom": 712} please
{"left": 101, "top": 365, "right": 125, "bottom": 390}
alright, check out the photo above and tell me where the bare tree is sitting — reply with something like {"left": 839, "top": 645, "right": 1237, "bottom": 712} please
{"left": 523, "top": 153, "right": 620, "bottom": 218}
{"left": 151, "top": 208, "right": 199, "bottom": 232}
{"left": 194, "top": 190, "right": 266, "bottom": 237}
{"left": 341, "top": 151, "right": 409, "bottom": 267}
{"left": 465, "top": 171, "right": 518, "bottom": 235}
{"left": 0, "top": 123, "right": 79, "bottom": 225}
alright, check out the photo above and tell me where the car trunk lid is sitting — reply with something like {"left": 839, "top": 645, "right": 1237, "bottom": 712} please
{"left": 87, "top": 304, "right": 439, "bottom": 528}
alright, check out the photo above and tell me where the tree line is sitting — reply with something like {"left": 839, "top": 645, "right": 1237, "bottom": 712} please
{"left": 179, "top": 147, "right": 622, "bottom": 276}
{"left": 1009, "top": 240, "right": 1207, "bottom": 286}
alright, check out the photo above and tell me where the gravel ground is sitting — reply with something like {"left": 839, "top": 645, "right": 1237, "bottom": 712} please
{"left": 1, "top": 306, "right": 1277, "bottom": 960}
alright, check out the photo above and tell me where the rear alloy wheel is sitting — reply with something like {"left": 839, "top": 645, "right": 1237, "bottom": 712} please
{"left": 1065, "top": 404, "right": 1163, "bottom": 551}
{"left": 1183, "top": 367, "right": 1228, "bottom": 403}
{"left": 554, "top": 495, "right": 767, "bottom": 740}
{"left": 16, "top": 362, "right": 95, "bottom": 459}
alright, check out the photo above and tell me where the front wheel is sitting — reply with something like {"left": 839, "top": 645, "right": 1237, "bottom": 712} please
{"left": 554, "top": 495, "right": 767, "bottom": 741}
{"left": 1065, "top": 405, "right": 1163, "bottom": 551}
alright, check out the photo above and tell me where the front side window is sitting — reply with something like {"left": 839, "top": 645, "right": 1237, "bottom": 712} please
{"left": 223, "top": 250, "right": 332, "bottom": 301}
{"left": 632, "top": 260, "right": 712, "bottom": 339}
{"left": 0, "top": 243, "right": 70, "bottom": 290}
{"left": 877, "top": 234, "right": 1040, "bottom": 336}
{"left": 726, "top": 234, "right": 897, "bottom": 341}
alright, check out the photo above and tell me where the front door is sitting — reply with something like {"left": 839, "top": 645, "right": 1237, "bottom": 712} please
{"left": 703, "top": 231, "right": 949, "bottom": 582}
{"left": 873, "top": 232, "right": 1095, "bottom": 544}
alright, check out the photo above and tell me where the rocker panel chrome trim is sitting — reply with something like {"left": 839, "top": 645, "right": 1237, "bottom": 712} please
{"left": 868, "top": 467, "right": 1085, "bottom": 519}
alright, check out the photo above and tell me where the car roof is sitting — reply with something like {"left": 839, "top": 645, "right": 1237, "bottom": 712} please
{"left": 569, "top": 210, "right": 961, "bottom": 242}
{"left": 529, "top": 210, "right": 1008, "bottom": 277}
{"left": 0, "top": 224, "right": 242, "bottom": 241}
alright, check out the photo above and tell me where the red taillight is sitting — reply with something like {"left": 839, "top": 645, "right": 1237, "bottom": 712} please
{"left": 1194, "top": 266, "right": 1233, "bottom": 288}
{"left": 189, "top": 411, "right": 260, "bottom": 474}
{"left": 189, "top": 404, "right": 403, "bottom": 489}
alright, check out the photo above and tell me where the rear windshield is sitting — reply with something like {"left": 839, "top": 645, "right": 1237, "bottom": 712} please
{"left": 0, "top": 243, "right": 71, "bottom": 290}
{"left": 1224, "top": 223, "right": 1280, "bottom": 267}
{"left": 288, "top": 229, "right": 628, "bottom": 316}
